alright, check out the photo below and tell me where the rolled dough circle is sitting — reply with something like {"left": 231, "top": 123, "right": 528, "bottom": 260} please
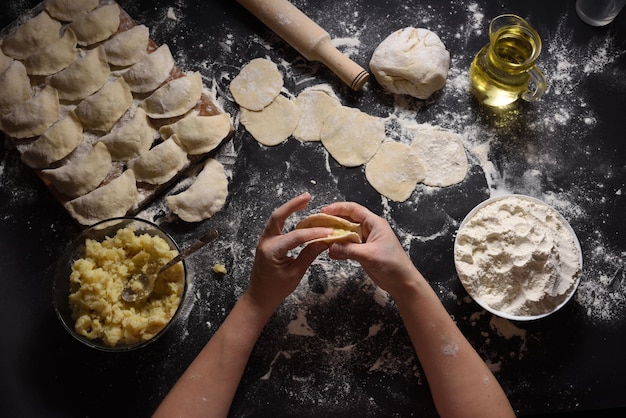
{"left": 293, "top": 87, "right": 342, "bottom": 142}
{"left": 410, "top": 125, "right": 468, "bottom": 187}
{"left": 240, "top": 95, "right": 299, "bottom": 146}
{"left": 365, "top": 141, "right": 425, "bottom": 202}
{"left": 229, "top": 58, "right": 283, "bottom": 111}
{"left": 369, "top": 27, "right": 450, "bottom": 99}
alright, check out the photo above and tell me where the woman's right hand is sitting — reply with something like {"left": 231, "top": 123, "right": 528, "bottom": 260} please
{"left": 321, "top": 202, "right": 421, "bottom": 298}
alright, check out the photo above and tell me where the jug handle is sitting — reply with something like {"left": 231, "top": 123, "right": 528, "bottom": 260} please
{"left": 522, "top": 66, "right": 547, "bottom": 102}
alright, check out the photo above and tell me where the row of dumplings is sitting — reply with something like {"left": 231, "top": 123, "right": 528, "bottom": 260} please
{"left": 0, "top": 0, "right": 233, "bottom": 225}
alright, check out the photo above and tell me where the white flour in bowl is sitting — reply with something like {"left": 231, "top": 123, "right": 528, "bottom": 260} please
{"left": 454, "top": 195, "right": 582, "bottom": 317}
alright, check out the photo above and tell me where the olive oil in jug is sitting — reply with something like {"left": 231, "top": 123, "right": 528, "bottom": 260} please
{"left": 470, "top": 14, "right": 546, "bottom": 107}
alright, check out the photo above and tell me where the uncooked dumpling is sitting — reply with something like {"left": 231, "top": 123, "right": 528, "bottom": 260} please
{"left": 166, "top": 158, "right": 228, "bottom": 222}
{"left": 42, "top": 142, "right": 112, "bottom": 198}
{"left": 160, "top": 112, "right": 231, "bottom": 155}
{"left": 139, "top": 72, "right": 203, "bottom": 119}
{"left": 365, "top": 141, "right": 425, "bottom": 202}
{"left": 0, "top": 42, "right": 13, "bottom": 74}
{"left": 75, "top": 77, "right": 133, "bottom": 131}
{"left": 369, "top": 27, "right": 450, "bottom": 99}
{"left": 295, "top": 213, "right": 363, "bottom": 244}
{"left": 49, "top": 45, "right": 110, "bottom": 101}
{"left": 1, "top": 11, "right": 62, "bottom": 60}
{"left": 99, "top": 108, "right": 156, "bottom": 161}
{"left": 410, "top": 125, "right": 468, "bottom": 187}
{"left": 1, "top": 85, "right": 60, "bottom": 139}
{"left": 122, "top": 44, "right": 175, "bottom": 93}
{"left": 320, "top": 106, "right": 385, "bottom": 167}
{"left": 240, "top": 95, "right": 299, "bottom": 146}
{"left": 45, "top": 0, "right": 99, "bottom": 22}
{"left": 0, "top": 60, "right": 30, "bottom": 116}
{"left": 103, "top": 24, "right": 150, "bottom": 67}
{"left": 127, "top": 138, "right": 188, "bottom": 185}
{"left": 293, "top": 87, "right": 342, "bottom": 142}
{"left": 20, "top": 112, "right": 83, "bottom": 169}
{"left": 65, "top": 169, "right": 138, "bottom": 226}
{"left": 23, "top": 27, "right": 78, "bottom": 76}
{"left": 229, "top": 58, "right": 283, "bottom": 111}
{"left": 69, "top": 3, "right": 121, "bottom": 46}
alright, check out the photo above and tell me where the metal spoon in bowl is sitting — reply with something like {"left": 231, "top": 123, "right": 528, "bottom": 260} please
{"left": 122, "top": 229, "right": 219, "bottom": 303}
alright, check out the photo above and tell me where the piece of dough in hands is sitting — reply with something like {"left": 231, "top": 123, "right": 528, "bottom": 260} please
{"left": 369, "top": 27, "right": 450, "bottom": 99}
{"left": 295, "top": 213, "right": 363, "bottom": 245}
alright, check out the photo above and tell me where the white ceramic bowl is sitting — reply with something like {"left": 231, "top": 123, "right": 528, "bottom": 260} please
{"left": 453, "top": 194, "right": 583, "bottom": 321}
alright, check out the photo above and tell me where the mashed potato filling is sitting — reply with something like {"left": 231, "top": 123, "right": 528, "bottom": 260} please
{"left": 69, "top": 226, "right": 184, "bottom": 347}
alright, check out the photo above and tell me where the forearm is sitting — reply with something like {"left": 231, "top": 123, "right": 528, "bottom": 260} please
{"left": 153, "top": 294, "right": 272, "bottom": 418}
{"left": 392, "top": 269, "right": 515, "bottom": 418}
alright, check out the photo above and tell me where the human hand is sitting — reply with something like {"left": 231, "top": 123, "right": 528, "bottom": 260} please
{"left": 245, "top": 192, "right": 331, "bottom": 317}
{"left": 321, "top": 202, "right": 421, "bottom": 298}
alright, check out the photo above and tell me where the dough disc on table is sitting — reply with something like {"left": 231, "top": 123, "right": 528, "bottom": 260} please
{"left": 295, "top": 213, "right": 363, "bottom": 245}
{"left": 365, "top": 141, "right": 425, "bottom": 202}
{"left": 293, "top": 87, "right": 342, "bottom": 142}
{"left": 240, "top": 95, "right": 299, "bottom": 146}
{"left": 320, "top": 106, "right": 385, "bottom": 167}
{"left": 229, "top": 58, "right": 283, "bottom": 111}
{"left": 410, "top": 125, "right": 468, "bottom": 187}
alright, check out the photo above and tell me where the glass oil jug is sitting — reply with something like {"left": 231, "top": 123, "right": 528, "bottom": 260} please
{"left": 469, "top": 14, "right": 546, "bottom": 107}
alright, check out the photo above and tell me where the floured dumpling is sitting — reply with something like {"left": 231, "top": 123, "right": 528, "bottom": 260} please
{"left": 69, "top": 3, "right": 121, "bottom": 46}
{"left": 122, "top": 44, "right": 175, "bottom": 93}
{"left": 75, "top": 77, "right": 133, "bottom": 131}
{"left": 1, "top": 11, "right": 62, "bottom": 60}
{"left": 140, "top": 72, "right": 202, "bottom": 119}
{"left": 103, "top": 24, "right": 150, "bottom": 67}
{"left": 23, "top": 27, "right": 78, "bottom": 76}
{"left": 295, "top": 213, "right": 363, "bottom": 244}
{"left": 127, "top": 138, "right": 188, "bottom": 185}
{"left": 1, "top": 85, "right": 60, "bottom": 139}
{"left": 0, "top": 60, "right": 30, "bottom": 116}
{"left": 229, "top": 58, "right": 283, "bottom": 111}
{"left": 99, "top": 108, "right": 156, "bottom": 161}
{"left": 160, "top": 113, "right": 231, "bottom": 155}
{"left": 20, "top": 112, "right": 83, "bottom": 169}
{"left": 166, "top": 158, "right": 228, "bottom": 222}
{"left": 65, "top": 169, "right": 138, "bottom": 226}
{"left": 42, "top": 142, "right": 112, "bottom": 198}
{"left": 45, "top": 0, "right": 99, "bottom": 22}
{"left": 49, "top": 45, "right": 110, "bottom": 101}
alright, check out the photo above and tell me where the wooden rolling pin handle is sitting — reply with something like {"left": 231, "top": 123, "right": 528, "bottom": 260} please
{"left": 237, "top": 0, "right": 369, "bottom": 90}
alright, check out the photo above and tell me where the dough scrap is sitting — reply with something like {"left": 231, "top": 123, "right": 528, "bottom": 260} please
{"left": 320, "top": 106, "right": 385, "bottom": 167}
{"left": 127, "top": 138, "right": 188, "bottom": 185}
{"left": 99, "top": 108, "right": 156, "bottom": 161}
{"left": 23, "top": 27, "right": 78, "bottom": 76}
{"left": 240, "top": 95, "right": 299, "bottom": 146}
{"left": 1, "top": 85, "right": 60, "bottom": 139}
{"left": 69, "top": 3, "right": 121, "bottom": 46}
{"left": 75, "top": 77, "right": 133, "bottom": 131}
{"left": 293, "top": 87, "right": 342, "bottom": 142}
{"left": 49, "top": 45, "right": 110, "bottom": 101}
{"left": 160, "top": 113, "right": 231, "bottom": 155}
{"left": 230, "top": 58, "right": 283, "bottom": 111}
{"left": 20, "top": 112, "right": 84, "bottom": 169}
{"left": 123, "top": 44, "right": 175, "bottom": 93}
{"left": 65, "top": 169, "right": 138, "bottom": 226}
{"left": 410, "top": 125, "right": 468, "bottom": 187}
{"left": 295, "top": 213, "right": 363, "bottom": 244}
{"left": 369, "top": 27, "right": 450, "bottom": 99}
{"left": 365, "top": 141, "right": 425, "bottom": 202}
{"left": 103, "top": 24, "right": 150, "bottom": 67}
{"left": 45, "top": 0, "right": 99, "bottom": 22}
{"left": 42, "top": 142, "right": 112, "bottom": 198}
{"left": 139, "top": 72, "right": 203, "bottom": 119}
{"left": 1, "top": 11, "right": 62, "bottom": 60}
{"left": 166, "top": 158, "right": 228, "bottom": 222}
{"left": 0, "top": 60, "right": 30, "bottom": 116}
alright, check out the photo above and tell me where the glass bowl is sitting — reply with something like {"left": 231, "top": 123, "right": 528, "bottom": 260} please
{"left": 53, "top": 217, "right": 187, "bottom": 351}
{"left": 453, "top": 194, "right": 583, "bottom": 321}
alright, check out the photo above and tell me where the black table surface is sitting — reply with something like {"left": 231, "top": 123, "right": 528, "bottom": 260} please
{"left": 1, "top": 0, "right": 626, "bottom": 417}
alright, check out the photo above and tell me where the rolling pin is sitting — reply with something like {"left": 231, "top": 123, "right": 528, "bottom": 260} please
{"left": 237, "top": 0, "right": 369, "bottom": 90}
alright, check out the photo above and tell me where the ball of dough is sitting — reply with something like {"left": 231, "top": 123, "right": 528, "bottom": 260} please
{"left": 369, "top": 27, "right": 450, "bottom": 99}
